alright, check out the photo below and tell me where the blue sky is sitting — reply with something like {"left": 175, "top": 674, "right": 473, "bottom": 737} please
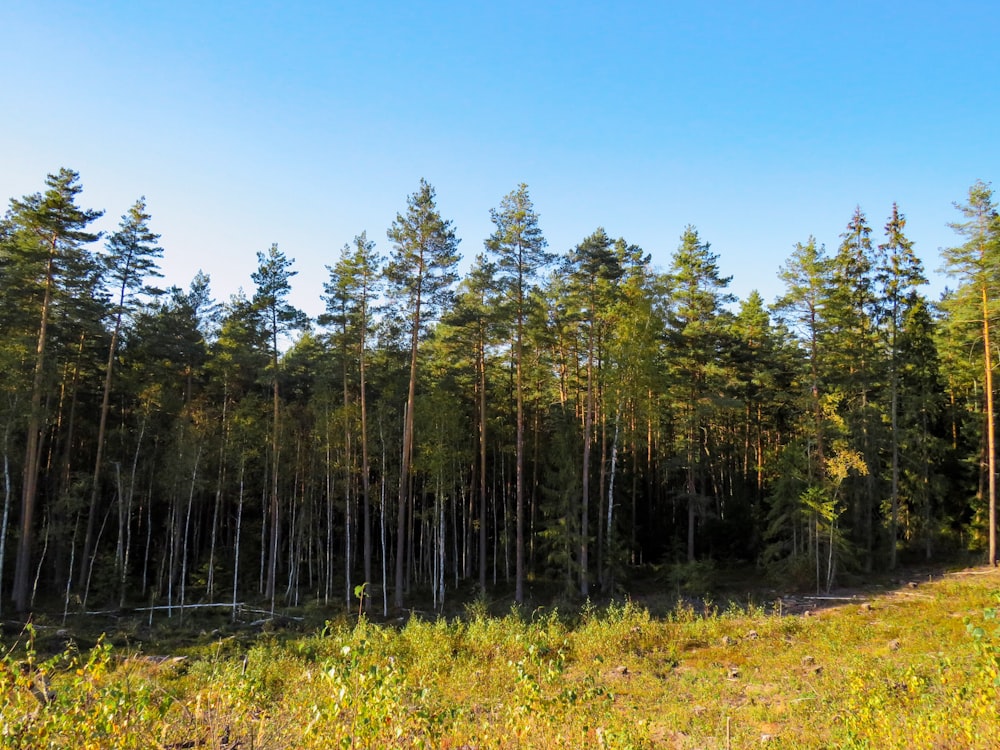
{"left": 2, "top": 1, "right": 998, "bottom": 319}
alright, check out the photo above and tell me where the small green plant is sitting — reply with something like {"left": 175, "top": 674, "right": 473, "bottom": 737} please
{"left": 353, "top": 582, "right": 369, "bottom": 620}
{"left": 966, "top": 593, "right": 1000, "bottom": 688}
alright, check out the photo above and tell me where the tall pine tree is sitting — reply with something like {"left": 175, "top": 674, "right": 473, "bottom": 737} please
{"left": 6, "top": 169, "right": 102, "bottom": 613}
{"left": 485, "top": 184, "right": 551, "bottom": 603}
{"left": 386, "top": 179, "right": 460, "bottom": 608}
{"left": 941, "top": 181, "right": 1000, "bottom": 566}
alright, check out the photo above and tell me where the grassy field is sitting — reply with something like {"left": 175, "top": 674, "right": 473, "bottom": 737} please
{"left": 2, "top": 567, "right": 999, "bottom": 749}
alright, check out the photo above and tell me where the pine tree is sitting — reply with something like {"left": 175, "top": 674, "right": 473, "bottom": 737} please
{"left": 251, "top": 244, "right": 309, "bottom": 603}
{"left": 485, "top": 184, "right": 551, "bottom": 603}
{"left": 322, "top": 232, "right": 382, "bottom": 601}
{"left": 941, "top": 181, "right": 1000, "bottom": 565}
{"left": 6, "top": 169, "right": 102, "bottom": 613}
{"left": 437, "top": 254, "right": 498, "bottom": 590}
{"left": 565, "top": 228, "right": 625, "bottom": 594}
{"left": 385, "top": 179, "right": 460, "bottom": 608}
{"left": 79, "top": 198, "right": 163, "bottom": 601}
{"left": 770, "top": 239, "right": 834, "bottom": 573}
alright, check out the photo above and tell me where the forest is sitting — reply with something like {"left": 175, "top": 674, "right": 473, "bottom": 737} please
{"left": 1, "top": 168, "right": 997, "bottom": 618}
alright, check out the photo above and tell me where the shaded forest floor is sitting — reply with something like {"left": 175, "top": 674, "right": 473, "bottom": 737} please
{"left": 6, "top": 554, "right": 991, "bottom": 657}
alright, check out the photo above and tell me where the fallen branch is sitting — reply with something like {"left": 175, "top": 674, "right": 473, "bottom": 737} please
{"left": 85, "top": 602, "right": 245, "bottom": 616}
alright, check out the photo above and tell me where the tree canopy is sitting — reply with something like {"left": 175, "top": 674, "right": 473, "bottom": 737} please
{"left": 0, "top": 169, "right": 996, "bottom": 617}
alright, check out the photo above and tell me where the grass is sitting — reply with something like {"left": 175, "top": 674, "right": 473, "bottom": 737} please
{"left": 2, "top": 566, "right": 999, "bottom": 748}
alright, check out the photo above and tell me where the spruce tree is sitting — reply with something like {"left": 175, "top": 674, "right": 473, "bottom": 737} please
{"left": 664, "top": 226, "right": 734, "bottom": 562}
{"left": 876, "top": 204, "right": 925, "bottom": 568}
{"left": 827, "top": 207, "right": 881, "bottom": 570}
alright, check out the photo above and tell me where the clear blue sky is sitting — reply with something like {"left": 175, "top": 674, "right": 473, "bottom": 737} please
{"left": 2, "top": 1, "right": 998, "bottom": 318}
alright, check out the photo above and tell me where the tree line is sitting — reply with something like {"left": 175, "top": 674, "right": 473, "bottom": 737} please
{"left": 1, "top": 169, "right": 996, "bottom": 616}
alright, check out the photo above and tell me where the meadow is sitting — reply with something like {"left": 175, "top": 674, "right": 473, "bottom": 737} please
{"left": 2, "top": 567, "right": 998, "bottom": 749}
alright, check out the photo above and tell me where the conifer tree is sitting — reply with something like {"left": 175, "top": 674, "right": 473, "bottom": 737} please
{"left": 827, "top": 207, "right": 881, "bottom": 569}
{"left": 386, "top": 180, "right": 460, "bottom": 608}
{"left": 79, "top": 198, "right": 163, "bottom": 600}
{"left": 323, "top": 232, "right": 382, "bottom": 599}
{"left": 437, "top": 254, "right": 498, "bottom": 590}
{"left": 252, "top": 244, "right": 308, "bottom": 603}
{"left": 941, "top": 181, "right": 1000, "bottom": 565}
{"left": 566, "top": 228, "right": 624, "bottom": 594}
{"left": 485, "top": 184, "right": 550, "bottom": 603}
{"left": 665, "top": 227, "right": 735, "bottom": 562}
{"left": 774, "top": 238, "right": 832, "bottom": 482}
{"left": 5, "top": 169, "right": 102, "bottom": 613}
{"left": 876, "top": 204, "right": 925, "bottom": 568}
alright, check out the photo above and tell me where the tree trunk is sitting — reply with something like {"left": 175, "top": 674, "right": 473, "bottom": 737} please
{"left": 0, "top": 424, "right": 12, "bottom": 618}
{"left": 982, "top": 282, "right": 997, "bottom": 566}
{"left": 395, "top": 281, "right": 422, "bottom": 609}
{"left": 515, "top": 292, "right": 525, "bottom": 603}
{"left": 359, "top": 313, "right": 373, "bottom": 598}
{"left": 580, "top": 320, "right": 594, "bottom": 597}
{"left": 13, "top": 252, "right": 56, "bottom": 614}
{"left": 478, "top": 330, "right": 488, "bottom": 591}
{"left": 266, "top": 328, "right": 281, "bottom": 606}
{"left": 232, "top": 458, "right": 245, "bottom": 621}
{"left": 207, "top": 393, "right": 227, "bottom": 599}
{"left": 605, "top": 406, "right": 620, "bottom": 591}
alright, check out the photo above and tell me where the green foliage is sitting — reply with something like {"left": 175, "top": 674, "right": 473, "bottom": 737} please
{"left": 3, "top": 573, "right": 1000, "bottom": 747}
{"left": 841, "top": 591, "right": 1000, "bottom": 749}
{"left": 657, "top": 559, "right": 719, "bottom": 596}
{"left": 966, "top": 594, "right": 1000, "bottom": 689}
{"left": 0, "top": 170, "right": 996, "bottom": 659}
{"left": 0, "top": 627, "right": 168, "bottom": 749}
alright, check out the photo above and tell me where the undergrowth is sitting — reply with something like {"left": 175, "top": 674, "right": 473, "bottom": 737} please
{"left": 2, "top": 569, "right": 998, "bottom": 748}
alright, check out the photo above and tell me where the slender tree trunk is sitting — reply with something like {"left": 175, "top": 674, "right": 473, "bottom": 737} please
{"left": 359, "top": 314, "right": 372, "bottom": 596}
{"left": 580, "top": 320, "right": 594, "bottom": 597}
{"left": 207, "top": 393, "right": 227, "bottom": 599}
{"left": 515, "top": 286, "right": 526, "bottom": 603}
{"left": 605, "top": 406, "right": 620, "bottom": 592}
{"left": 889, "top": 306, "right": 900, "bottom": 570}
{"left": 179, "top": 445, "right": 202, "bottom": 622}
{"left": 119, "top": 413, "right": 146, "bottom": 607}
{"left": 686, "top": 390, "right": 698, "bottom": 563}
{"left": 982, "top": 283, "right": 997, "bottom": 566}
{"left": 81, "top": 303, "right": 125, "bottom": 592}
{"left": 0, "top": 424, "right": 12, "bottom": 618}
{"left": 395, "top": 282, "right": 422, "bottom": 609}
{"left": 344, "top": 337, "right": 353, "bottom": 607}
{"left": 478, "top": 329, "right": 488, "bottom": 591}
{"left": 233, "top": 458, "right": 245, "bottom": 621}
{"left": 324, "top": 418, "right": 333, "bottom": 605}
{"left": 380, "top": 418, "right": 388, "bottom": 616}
{"left": 597, "top": 380, "right": 607, "bottom": 587}
{"left": 13, "top": 252, "right": 56, "bottom": 613}
{"left": 266, "top": 330, "right": 281, "bottom": 605}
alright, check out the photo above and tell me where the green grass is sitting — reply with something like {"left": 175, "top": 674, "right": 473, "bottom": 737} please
{"left": 3, "top": 568, "right": 999, "bottom": 748}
